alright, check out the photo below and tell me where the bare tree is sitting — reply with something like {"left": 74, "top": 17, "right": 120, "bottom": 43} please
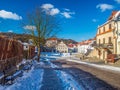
{"left": 24, "top": 8, "right": 60, "bottom": 62}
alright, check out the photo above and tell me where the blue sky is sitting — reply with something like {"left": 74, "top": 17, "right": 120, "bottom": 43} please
{"left": 0, "top": 0, "right": 120, "bottom": 42}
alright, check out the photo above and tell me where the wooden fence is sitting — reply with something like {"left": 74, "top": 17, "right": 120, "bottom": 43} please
{"left": 0, "top": 37, "right": 23, "bottom": 71}
{"left": 0, "top": 36, "right": 36, "bottom": 72}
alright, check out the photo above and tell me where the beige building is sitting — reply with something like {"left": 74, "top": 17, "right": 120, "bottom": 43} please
{"left": 56, "top": 41, "right": 68, "bottom": 53}
{"left": 46, "top": 38, "right": 57, "bottom": 47}
{"left": 95, "top": 11, "right": 120, "bottom": 60}
{"left": 45, "top": 38, "right": 58, "bottom": 52}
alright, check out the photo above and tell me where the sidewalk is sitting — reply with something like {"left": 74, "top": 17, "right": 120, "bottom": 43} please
{"left": 64, "top": 57, "right": 120, "bottom": 73}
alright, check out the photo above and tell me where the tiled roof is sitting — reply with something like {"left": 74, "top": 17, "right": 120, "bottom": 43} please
{"left": 47, "top": 38, "right": 57, "bottom": 40}
{"left": 108, "top": 11, "right": 118, "bottom": 20}
{"left": 78, "top": 39, "right": 93, "bottom": 45}
{"left": 68, "top": 43, "right": 77, "bottom": 47}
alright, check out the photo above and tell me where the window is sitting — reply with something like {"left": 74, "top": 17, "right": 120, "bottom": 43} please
{"left": 103, "top": 38, "right": 105, "bottom": 44}
{"left": 109, "top": 24, "right": 111, "bottom": 29}
{"left": 108, "top": 37, "right": 112, "bottom": 44}
{"left": 103, "top": 27, "right": 105, "bottom": 32}
{"left": 99, "top": 39, "right": 101, "bottom": 45}
{"left": 99, "top": 29, "right": 101, "bottom": 34}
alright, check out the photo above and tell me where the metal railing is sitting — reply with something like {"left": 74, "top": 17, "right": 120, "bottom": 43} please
{"left": 94, "top": 43, "right": 113, "bottom": 49}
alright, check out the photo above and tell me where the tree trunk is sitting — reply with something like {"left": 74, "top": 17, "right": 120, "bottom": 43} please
{"left": 37, "top": 47, "right": 41, "bottom": 62}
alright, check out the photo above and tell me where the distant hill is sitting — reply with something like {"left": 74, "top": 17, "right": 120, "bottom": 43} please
{"left": 58, "top": 38, "right": 78, "bottom": 44}
{"left": 0, "top": 32, "right": 30, "bottom": 42}
{"left": 0, "top": 32, "right": 78, "bottom": 44}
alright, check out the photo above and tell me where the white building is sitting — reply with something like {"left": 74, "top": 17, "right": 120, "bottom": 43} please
{"left": 67, "top": 43, "right": 77, "bottom": 53}
{"left": 56, "top": 41, "right": 68, "bottom": 53}
{"left": 77, "top": 39, "right": 95, "bottom": 55}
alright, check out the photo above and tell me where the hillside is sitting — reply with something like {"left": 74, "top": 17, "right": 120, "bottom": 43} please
{"left": 0, "top": 32, "right": 78, "bottom": 44}
{"left": 0, "top": 32, "right": 31, "bottom": 42}
{"left": 58, "top": 38, "right": 78, "bottom": 44}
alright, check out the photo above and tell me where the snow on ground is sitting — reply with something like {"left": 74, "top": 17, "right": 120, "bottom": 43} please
{"left": 0, "top": 67, "right": 44, "bottom": 90}
{"left": 41, "top": 52, "right": 71, "bottom": 60}
{"left": 55, "top": 70, "right": 83, "bottom": 90}
{"left": 66, "top": 58, "right": 120, "bottom": 73}
{"left": 0, "top": 72, "right": 4, "bottom": 80}
{"left": 42, "top": 52, "right": 120, "bottom": 73}
{"left": 43, "top": 52, "right": 120, "bottom": 73}
{"left": 2, "top": 52, "right": 119, "bottom": 90}
{"left": 48, "top": 59, "right": 83, "bottom": 90}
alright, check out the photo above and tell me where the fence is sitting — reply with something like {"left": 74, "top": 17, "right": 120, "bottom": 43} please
{"left": 28, "top": 45, "right": 35, "bottom": 59}
{"left": 0, "top": 36, "right": 23, "bottom": 72}
{"left": 23, "top": 45, "right": 35, "bottom": 59}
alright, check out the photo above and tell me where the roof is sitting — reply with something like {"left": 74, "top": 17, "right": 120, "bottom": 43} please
{"left": 98, "top": 10, "right": 120, "bottom": 28}
{"left": 67, "top": 43, "right": 77, "bottom": 47}
{"left": 78, "top": 39, "right": 94, "bottom": 45}
{"left": 108, "top": 11, "right": 118, "bottom": 20}
{"left": 47, "top": 38, "right": 57, "bottom": 40}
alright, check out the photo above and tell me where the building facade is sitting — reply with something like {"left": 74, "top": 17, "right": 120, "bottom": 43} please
{"left": 56, "top": 41, "right": 68, "bottom": 53}
{"left": 68, "top": 43, "right": 78, "bottom": 53}
{"left": 95, "top": 11, "right": 120, "bottom": 60}
{"left": 45, "top": 38, "right": 58, "bottom": 52}
{"left": 77, "top": 39, "right": 95, "bottom": 55}
{"left": 46, "top": 38, "right": 57, "bottom": 47}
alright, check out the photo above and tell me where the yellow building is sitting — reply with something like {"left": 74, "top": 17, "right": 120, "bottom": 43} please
{"left": 95, "top": 11, "right": 120, "bottom": 60}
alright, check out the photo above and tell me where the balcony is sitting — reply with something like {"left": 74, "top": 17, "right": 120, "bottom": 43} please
{"left": 94, "top": 43, "right": 113, "bottom": 49}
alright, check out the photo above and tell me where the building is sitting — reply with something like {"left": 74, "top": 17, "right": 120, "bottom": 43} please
{"left": 46, "top": 38, "right": 57, "bottom": 47}
{"left": 45, "top": 38, "right": 58, "bottom": 52}
{"left": 77, "top": 39, "right": 95, "bottom": 55}
{"left": 68, "top": 43, "right": 78, "bottom": 53}
{"left": 95, "top": 11, "right": 120, "bottom": 60}
{"left": 56, "top": 41, "right": 68, "bottom": 53}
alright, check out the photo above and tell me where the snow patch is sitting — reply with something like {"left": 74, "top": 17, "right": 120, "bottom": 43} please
{"left": 49, "top": 60, "right": 83, "bottom": 90}
{"left": 56, "top": 70, "right": 83, "bottom": 90}
{"left": 0, "top": 67, "right": 44, "bottom": 90}
{"left": 67, "top": 59, "right": 120, "bottom": 72}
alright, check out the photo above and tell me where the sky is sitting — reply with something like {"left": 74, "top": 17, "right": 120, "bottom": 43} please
{"left": 0, "top": 0, "right": 120, "bottom": 42}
